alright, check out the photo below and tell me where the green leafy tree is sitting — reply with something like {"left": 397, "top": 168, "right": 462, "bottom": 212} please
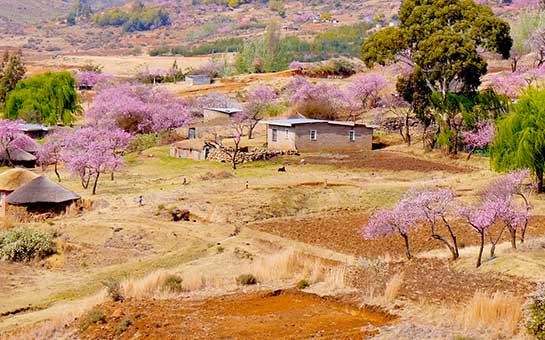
{"left": 0, "top": 50, "right": 26, "bottom": 104}
{"left": 362, "top": 0, "right": 512, "bottom": 153}
{"left": 492, "top": 87, "right": 545, "bottom": 193}
{"left": 3, "top": 72, "right": 80, "bottom": 125}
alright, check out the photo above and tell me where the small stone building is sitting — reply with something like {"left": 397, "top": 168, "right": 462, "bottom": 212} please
{"left": 185, "top": 75, "right": 212, "bottom": 86}
{"left": 203, "top": 108, "right": 243, "bottom": 124}
{"left": 170, "top": 139, "right": 214, "bottom": 161}
{"left": 263, "top": 118, "right": 375, "bottom": 152}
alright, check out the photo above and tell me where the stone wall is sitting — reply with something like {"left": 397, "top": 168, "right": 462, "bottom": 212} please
{"left": 207, "top": 147, "right": 297, "bottom": 164}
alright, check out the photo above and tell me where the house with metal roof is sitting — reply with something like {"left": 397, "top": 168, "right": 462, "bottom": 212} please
{"left": 262, "top": 118, "right": 375, "bottom": 152}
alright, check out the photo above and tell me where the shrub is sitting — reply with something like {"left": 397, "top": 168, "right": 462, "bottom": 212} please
{"left": 526, "top": 282, "right": 545, "bottom": 339}
{"left": 128, "top": 133, "right": 161, "bottom": 152}
{"left": 163, "top": 274, "right": 183, "bottom": 293}
{"left": 0, "top": 228, "right": 57, "bottom": 262}
{"left": 115, "top": 317, "right": 132, "bottom": 334}
{"left": 216, "top": 246, "right": 225, "bottom": 253}
{"left": 236, "top": 274, "right": 257, "bottom": 285}
{"left": 79, "top": 310, "right": 106, "bottom": 332}
{"left": 296, "top": 279, "right": 309, "bottom": 289}
{"left": 102, "top": 278, "right": 124, "bottom": 302}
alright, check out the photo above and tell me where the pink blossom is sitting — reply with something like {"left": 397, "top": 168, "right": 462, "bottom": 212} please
{"left": 463, "top": 120, "right": 495, "bottom": 151}
{"left": 87, "top": 84, "right": 191, "bottom": 133}
{"left": 76, "top": 71, "right": 113, "bottom": 89}
{"left": 346, "top": 73, "right": 387, "bottom": 110}
{"left": 61, "top": 127, "right": 133, "bottom": 194}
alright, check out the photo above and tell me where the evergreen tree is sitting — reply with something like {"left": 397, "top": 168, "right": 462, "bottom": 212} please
{"left": 0, "top": 50, "right": 26, "bottom": 104}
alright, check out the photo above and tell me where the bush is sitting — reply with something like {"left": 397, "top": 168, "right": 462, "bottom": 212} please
{"left": 526, "top": 282, "right": 545, "bottom": 339}
{"left": 128, "top": 133, "right": 161, "bottom": 152}
{"left": 79, "top": 310, "right": 106, "bottom": 332}
{"left": 102, "top": 278, "right": 124, "bottom": 302}
{"left": 236, "top": 274, "right": 257, "bottom": 285}
{"left": 115, "top": 317, "right": 132, "bottom": 334}
{"left": 296, "top": 279, "right": 310, "bottom": 290}
{"left": 163, "top": 274, "right": 183, "bottom": 293}
{"left": 0, "top": 228, "right": 57, "bottom": 262}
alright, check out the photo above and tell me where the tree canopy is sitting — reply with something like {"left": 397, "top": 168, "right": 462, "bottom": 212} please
{"left": 3, "top": 71, "right": 80, "bottom": 126}
{"left": 492, "top": 87, "right": 545, "bottom": 193}
{"left": 0, "top": 50, "right": 25, "bottom": 104}
{"left": 362, "top": 0, "right": 512, "bottom": 153}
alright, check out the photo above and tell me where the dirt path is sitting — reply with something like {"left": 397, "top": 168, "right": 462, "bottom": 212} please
{"left": 76, "top": 289, "right": 395, "bottom": 339}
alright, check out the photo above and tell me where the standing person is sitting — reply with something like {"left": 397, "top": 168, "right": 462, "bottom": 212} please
{"left": 138, "top": 195, "right": 143, "bottom": 206}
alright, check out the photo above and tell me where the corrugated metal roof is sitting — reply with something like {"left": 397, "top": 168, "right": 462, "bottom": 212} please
{"left": 262, "top": 119, "right": 376, "bottom": 128}
{"left": 261, "top": 118, "right": 328, "bottom": 127}
{"left": 19, "top": 123, "right": 49, "bottom": 132}
{"left": 206, "top": 108, "right": 244, "bottom": 115}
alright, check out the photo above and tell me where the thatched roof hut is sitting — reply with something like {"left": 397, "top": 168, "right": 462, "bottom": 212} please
{"left": 7, "top": 176, "right": 80, "bottom": 206}
{"left": 0, "top": 147, "right": 37, "bottom": 167}
{"left": 0, "top": 168, "right": 39, "bottom": 192}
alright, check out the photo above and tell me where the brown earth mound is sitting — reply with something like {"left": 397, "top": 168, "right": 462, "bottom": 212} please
{"left": 76, "top": 289, "right": 395, "bottom": 339}
{"left": 346, "top": 258, "right": 534, "bottom": 304}
{"left": 293, "top": 151, "right": 471, "bottom": 173}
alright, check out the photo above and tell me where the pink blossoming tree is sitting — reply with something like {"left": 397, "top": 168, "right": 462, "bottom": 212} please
{"left": 61, "top": 127, "right": 133, "bottom": 195}
{"left": 0, "top": 119, "right": 34, "bottom": 166}
{"left": 405, "top": 187, "right": 460, "bottom": 260}
{"left": 462, "top": 120, "right": 495, "bottom": 160}
{"left": 362, "top": 198, "right": 421, "bottom": 259}
{"left": 242, "top": 85, "right": 278, "bottom": 139}
{"left": 87, "top": 84, "right": 191, "bottom": 134}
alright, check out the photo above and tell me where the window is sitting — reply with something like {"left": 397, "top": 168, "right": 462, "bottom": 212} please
{"left": 272, "top": 128, "right": 278, "bottom": 142}
{"left": 285, "top": 128, "right": 289, "bottom": 139}
{"left": 310, "top": 130, "right": 317, "bottom": 141}
{"left": 349, "top": 130, "right": 356, "bottom": 142}
{"left": 188, "top": 128, "right": 196, "bottom": 139}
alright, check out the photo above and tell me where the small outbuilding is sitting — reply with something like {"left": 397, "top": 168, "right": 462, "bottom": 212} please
{"left": 0, "top": 168, "right": 39, "bottom": 217}
{"left": 203, "top": 107, "right": 243, "bottom": 123}
{"left": 263, "top": 118, "right": 375, "bottom": 152}
{"left": 169, "top": 139, "right": 214, "bottom": 161}
{"left": 7, "top": 176, "right": 81, "bottom": 214}
{"left": 19, "top": 124, "right": 50, "bottom": 139}
{"left": 0, "top": 147, "right": 38, "bottom": 168}
{"left": 185, "top": 75, "right": 212, "bottom": 86}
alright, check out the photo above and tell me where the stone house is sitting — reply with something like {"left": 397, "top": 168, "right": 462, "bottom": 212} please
{"left": 169, "top": 139, "right": 213, "bottom": 161}
{"left": 263, "top": 118, "right": 375, "bottom": 152}
{"left": 185, "top": 75, "right": 212, "bottom": 86}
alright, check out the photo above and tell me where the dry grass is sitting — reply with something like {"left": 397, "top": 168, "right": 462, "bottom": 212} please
{"left": 5, "top": 291, "right": 107, "bottom": 340}
{"left": 459, "top": 290, "right": 523, "bottom": 337}
{"left": 383, "top": 272, "right": 404, "bottom": 303}
{"left": 363, "top": 272, "right": 404, "bottom": 306}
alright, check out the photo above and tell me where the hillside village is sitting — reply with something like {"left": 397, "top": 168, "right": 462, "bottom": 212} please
{"left": 0, "top": 0, "right": 545, "bottom": 339}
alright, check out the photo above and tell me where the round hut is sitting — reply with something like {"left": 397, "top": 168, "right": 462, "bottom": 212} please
{"left": 7, "top": 176, "right": 81, "bottom": 215}
{"left": 0, "top": 168, "right": 39, "bottom": 216}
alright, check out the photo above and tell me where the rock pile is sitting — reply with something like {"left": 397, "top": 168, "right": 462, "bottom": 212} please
{"left": 207, "top": 148, "right": 297, "bottom": 164}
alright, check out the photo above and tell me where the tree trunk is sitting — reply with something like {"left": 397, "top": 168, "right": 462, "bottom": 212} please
{"left": 476, "top": 232, "right": 484, "bottom": 268}
{"left": 507, "top": 226, "right": 517, "bottom": 249}
{"left": 405, "top": 114, "right": 411, "bottom": 146}
{"left": 54, "top": 162, "right": 61, "bottom": 182}
{"left": 92, "top": 172, "right": 100, "bottom": 195}
{"left": 443, "top": 217, "right": 460, "bottom": 259}
{"left": 401, "top": 233, "right": 412, "bottom": 260}
{"left": 432, "top": 234, "right": 458, "bottom": 260}
{"left": 489, "top": 225, "right": 506, "bottom": 258}
{"left": 466, "top": 148, "right": 475, "bottom": 161}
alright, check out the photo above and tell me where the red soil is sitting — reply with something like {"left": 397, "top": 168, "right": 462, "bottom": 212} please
{"left": 76, "top": 289, "right": 395, "bottom": 339}
{"left": 291, "top": 151, "right": 472, "bottom": 173}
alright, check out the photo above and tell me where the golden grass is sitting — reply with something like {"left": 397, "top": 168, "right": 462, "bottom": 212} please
{"left": 383, "top": 272, "right": 404, "bottom": 303}
{"left": 459, "top": 291, "right": 523, "bottom": 337}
